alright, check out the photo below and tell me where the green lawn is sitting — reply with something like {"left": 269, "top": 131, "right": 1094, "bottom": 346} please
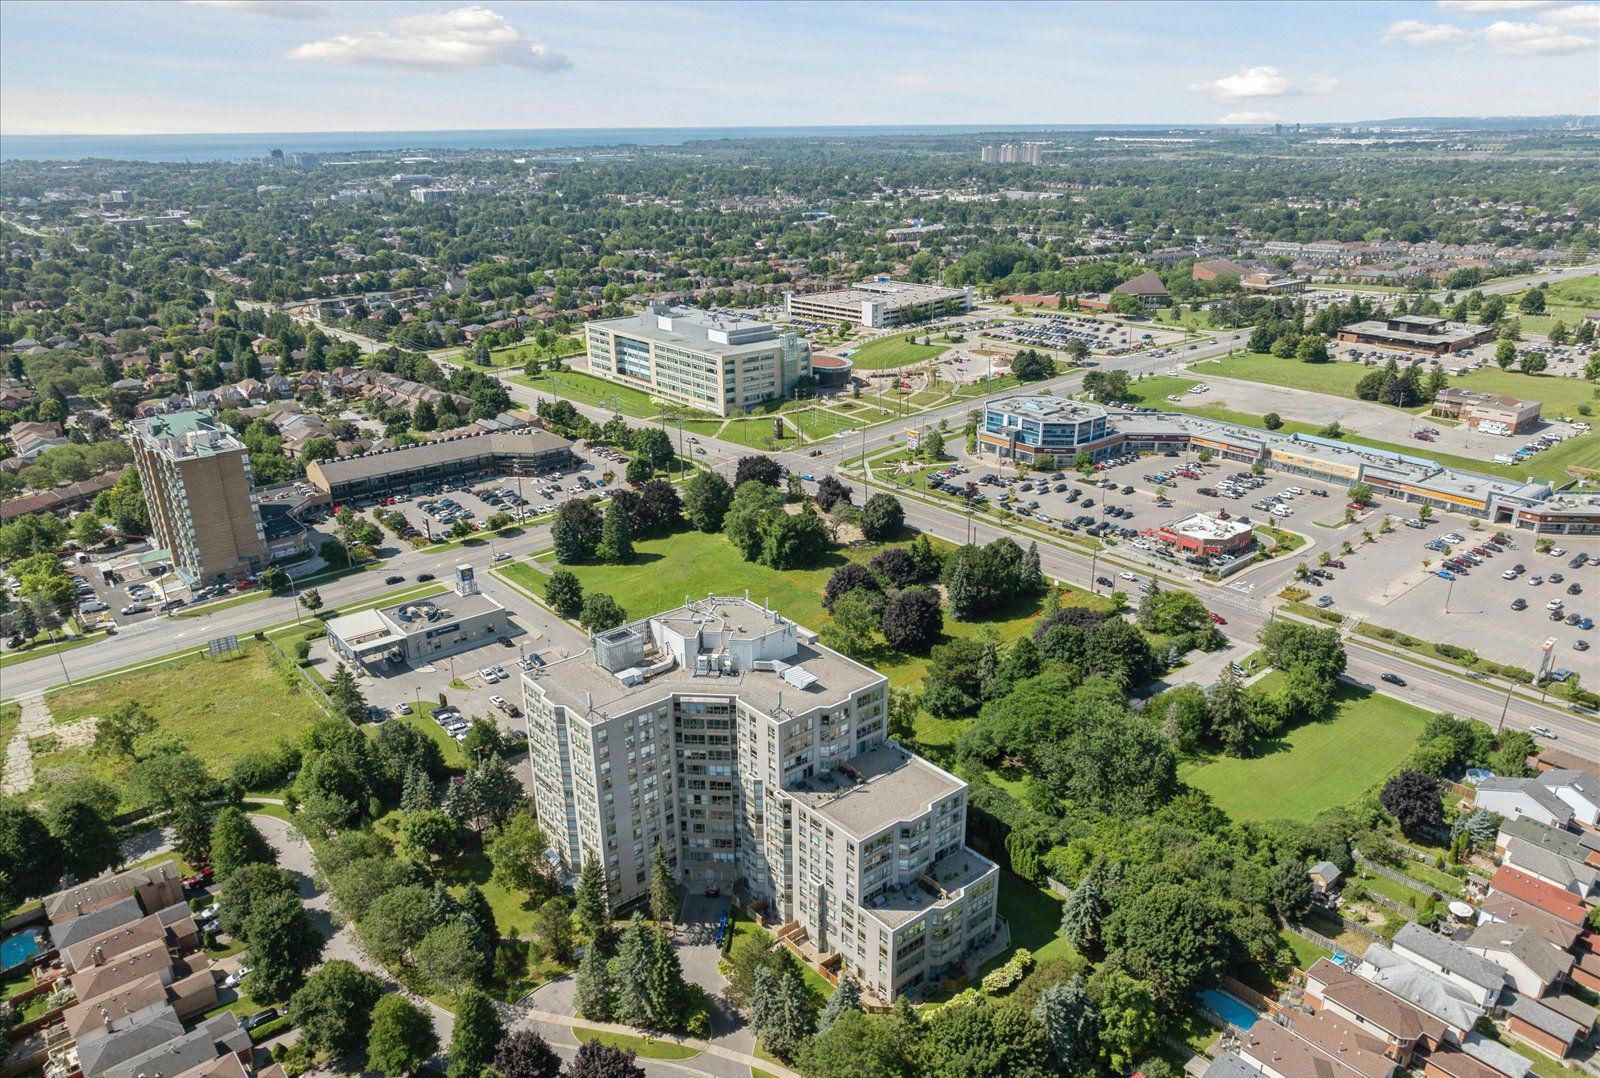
{"left": 370, "top": 707, "right": 469, "bottom": 772}
{"left": 574, "top": 1029, "right": 699, "bottom": 1060}
{"left": 512, "top": 369, "right": 661, "bottom": 418}
{"left": 1180, "top": 675, "right": 1431, "bottom": 822}
{"left": 0, "top": 701, "right": 19, "bottom": 757}
{"left": 789, "top": 407, "right": 866, "bottom": 441}
{"left": 1278, "top": 928, "right": 1332, "bottom": 970}
{"left": 846, "top": 332, "right": 947, "bottom": 370}
{"left": 36, "top": 645, "right": 324, "bottom": 811}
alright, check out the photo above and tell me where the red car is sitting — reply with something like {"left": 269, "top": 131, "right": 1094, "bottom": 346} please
{"left": 1328, "top": 559, "right": 1346, "bottom": 569}
{"left": 183, "top": 866, "right": 214, "bottom": 889}
{"left": 1209, "top": 612, "right": 1227, "bottom": 625}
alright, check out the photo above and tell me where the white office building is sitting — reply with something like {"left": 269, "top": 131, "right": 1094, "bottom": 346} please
{"left": 520, "top": 597, "right": 999, "bottom": 1003}
{"left": 784, "top": 278, "right": 975, "bottom": 329}
{"left": 584, "top": 305, "right": 811, "bottom": 416}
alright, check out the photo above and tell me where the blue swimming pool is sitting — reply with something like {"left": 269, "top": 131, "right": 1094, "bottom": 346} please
{"left": 1198, "top": 988, "right": 1261, "bottom": 1030}
{"left": 0, "top": 927, "right": 45, "bottom": 972}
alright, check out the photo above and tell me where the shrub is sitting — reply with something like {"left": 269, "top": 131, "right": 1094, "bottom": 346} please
{"left": 248, "top": 1016, "right": 294, "bottom": 1045}
{"left": 980, "top": 950, "right": 1034, "bottom": 994}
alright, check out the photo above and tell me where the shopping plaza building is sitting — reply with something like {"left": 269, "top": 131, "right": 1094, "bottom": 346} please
{"left": 583, "top": 305, "right": 811, "bottom": 416}
{"left": 520, "top": 597, "right": 999, "bottom": 1003}
{"left": 978, "top": 395, "right": 1600, "bottom": 535}
{"left": 784, "top": 278, "right": 975, "bottom": 329}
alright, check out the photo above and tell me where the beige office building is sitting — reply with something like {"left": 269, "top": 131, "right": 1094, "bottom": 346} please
{"left": 584, "top": 305, "right": 810, "bottom": 416}
{"left": 784, "top": 278, "right": 975, "bottom": 329}
{"left": 521, "top": 597, "right": 999, "bottom": 1003}
{"left": 129, "top": 410, "right": 267, "bottom": 586}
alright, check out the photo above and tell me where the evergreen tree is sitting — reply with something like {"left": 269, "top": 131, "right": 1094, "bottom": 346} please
{"left": 575, "top": 857, "right": 609, "bottom": 939}
{"left": 460, "top": 884, "right": 501, "bottom": 957}
{"left": 1022, "top": 541, "right": 1044, "bottom": 592}
{"left": 1034, "top": 976, "right": 1100, "bottom": 1073}
{"left": 327, "top": 663, "right": 367, "bottom": 724}
{"left": 610, "top": 913, "right": 654, "bottom": 1028}
{"left": 447, "top": 989, "right": 503, "bottom": 1078}
{"left": 816, "top": 974, "right": 862, "bottom": 1034}
{"left": 401, "top": 764, "right": 436, "bottom": 812}
{"left": 750, "top": 957, "right": 816, "bottom": 1061}
{"left": 574, "top": 933, "right": 614, "bottom": 1021}
{"left": 1060, "top": 872, "right": 1107, "bottom": 953}
{"left": 596, "top": 499, "right": 634, "bottom": 564}
{"left": 647, "top": 845, "right": 677, "bottom": 925}
{"left": 643, "top": 923, "right": 691, "bottom": 1031}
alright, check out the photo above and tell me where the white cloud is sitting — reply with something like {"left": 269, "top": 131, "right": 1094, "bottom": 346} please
{"left": 288, "top": 6, "right": 570, "bottom": 72}
{"left": 1482, "top": 18, "right": 1597, "bottom": 50}
{"left": 1218, "top": 111, "right": 1281, "bottom": 124}
{"left": 184, "top": 0, "right": 328, "bottom": 18}
{"left": 1544, "top": 4, "right": 1600, "bottom": 29}
{"left": 1189, "top": 66, "right": 1293, "bottom": 101}
{"left": 1437, "top": 0, "right": 1557, "bottom": 11}
{"left": 1188, "top": 66, "right": 1340, "bottom": 102}
{"left": 1382, "top": 19, "right": 1473, "bottom": 44}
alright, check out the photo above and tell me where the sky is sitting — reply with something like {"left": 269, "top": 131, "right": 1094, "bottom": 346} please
{"left": 0, "top": 0, "right": 1597, "bottom": 136}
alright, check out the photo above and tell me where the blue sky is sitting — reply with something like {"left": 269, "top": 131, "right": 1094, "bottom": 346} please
{"left": 1, "top": 0, "right": 1596, "bottom": 135}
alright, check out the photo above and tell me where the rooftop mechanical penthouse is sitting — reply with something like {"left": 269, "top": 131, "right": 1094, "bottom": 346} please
{"left": 520, "top": 596, "right": 999, "bottom": 1004}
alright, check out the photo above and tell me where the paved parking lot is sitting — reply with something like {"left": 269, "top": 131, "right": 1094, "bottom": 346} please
{"left": 978, "top": 311, "right": 1191, "bottom": 358}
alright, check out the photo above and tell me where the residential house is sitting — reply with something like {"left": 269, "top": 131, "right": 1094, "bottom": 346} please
{"left": 1488, "top": 866, "right": 1591, "bottom": 928}
{"left": 1499, "top": 836, "right": 1599, "bottom": 900}
{"left": 1389, "top": 923, "right": 1507, "bottom": 1008}
{"left": 1310, "top": 861, "right": 1345, "bottom": 895}
{"left": 1355, "top": 942, "right": 1489, "bottom": 1042}
{"left": 1463, "top": 923, "right": 1570, "bottom": 998}
{"left": 1476, "top": 893, "right": 1584, "bottom": 952}
{"left": 1304, "top": 958, "right": 1447, "bottom": 1064}
{"left": 1475, "top": 775, "right": 1580, "bottom": 829}
{"left": 10, "top": 420, "right": 68, "bottom": 459}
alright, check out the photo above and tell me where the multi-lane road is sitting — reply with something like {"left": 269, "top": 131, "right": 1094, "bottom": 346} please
{"left": 5, "top": 320, "right": 1594, "bottom": 747}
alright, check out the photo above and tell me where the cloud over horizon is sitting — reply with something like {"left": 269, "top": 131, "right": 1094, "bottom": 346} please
{"left": 1189, "top": 65, "right": 1339, "bottom": 102}
{"left": 185, "top": 0, "right": 329, "bottom": 18}
{"left": 287, "top": 5, "right": 569, "bottom": 72}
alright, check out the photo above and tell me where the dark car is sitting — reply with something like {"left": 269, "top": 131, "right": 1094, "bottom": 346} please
{"left": 1512, "top": 598, "right": 1528, "bottom": 610}
{"left": 1380, "top": 673, "right": 1406, "bottom": 686}
{"left": 704, "top": 885, "right": 722, "bottom": 898}
{"left": 1121, "top": 485, "right": 1134, "bottom": 495}
{"left": 417, "top": 573, "right": 434, "bottom": 582}
{"left": 385, "top": 575, "right": 405, "bottom": 585}
{"left": 1569, "top": 583, "right": 1583, "bottom": 595}
{"left": 242, "top": 1009, "right": 279, "bottom": 1032}
{"left": 1096, "top": 576, "right": 1113, "bottom": 587}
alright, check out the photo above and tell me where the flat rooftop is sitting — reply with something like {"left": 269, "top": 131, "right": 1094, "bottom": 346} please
{"left": 307, "top": 426, "right": 572, "bottom": 487}
{"left": 379, "top": 591, "right": 502, "bottom": 636}
{"left": 988, "top": 395, "right": 1108, "bottom": 422}
{"left": 862, "top": 845, "right": 996, "bottom": 929}
{"left": 589, "top": 304, "right": 782, "bottom": 355}
{"left": 130, "top": 410, "right": 247, "bottom": 462}
{"left": 524, "top": 598, "right": 883, "bottom": 720}
{"left": 1340, "top": 318, "right": 1492, "bottom": 346}
{"left": 1165, "top": 512, "right": 1252, "bottom": 541}
{"left": 786, "top": 743, "right": 963, "bottom": 838}
{"left": 792, "top": 278, "right": 969, "bottom": 308}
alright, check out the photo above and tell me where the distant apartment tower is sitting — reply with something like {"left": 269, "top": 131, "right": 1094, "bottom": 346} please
{"left": 584, "top": 304, "right": 811, "bottom": 416}
{"left": 521, "top": 598, "right": 1000, "bottom": 1003}
{"left": 980, "top": 142, "right": 1043, "bottom": 165}
{"left": 410, "top": 187, "right": 455, "bottom": 204}
{"left": 129, "top": 410, "right": 267, "bottom": 587}
{"left": 784, "top": 277, "right": 974, "bottom": 329}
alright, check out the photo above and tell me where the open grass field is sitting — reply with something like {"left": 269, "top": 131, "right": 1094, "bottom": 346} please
{"left": 512, "top": 368, "right": 660, "bottom": 418}
{"left": 36, "top": 645, "right": 324, "bottom": 810}
{"left": 789, "top": 407, "right": 866, "bottom": 441}
{"left": 846, "top": 332, "right": 947, "bottom": 370}
{"left": 1180, "top": 675, "right": 1430, "bottom": 823}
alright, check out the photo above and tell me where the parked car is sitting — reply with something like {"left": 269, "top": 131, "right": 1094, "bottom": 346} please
{"left": 223, "top": 966, "right": 253, "bottom": 989}
{"left": 242, "top": 1009, "right": 279, "bottom": 1032}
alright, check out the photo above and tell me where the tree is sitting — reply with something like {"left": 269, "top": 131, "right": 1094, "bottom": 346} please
{"left": 919, "top": 996, "right": 1050, "bottom": 1078}
{"left": 820, "top": 588, "right": 882, "bottom": 657}
{"left": 580, "top": 592, "right": 626, "bottom": 631}
{"left": 750, "top": 957, "right": 816, "bottom": 1061}
{"left": 565, "top": 1041, "right": 645, "bottom": 1078}
{"left": 245, "top": 888, "right": 326, "bottom": 1001}
{"left": 642, "top": 921, "right": 692, "bottom": 1031}
{"left": 1270, "top": 857, "right": 1315, "bottom": 921}
{"left": 1295, "top": 336, "right": 1330, "bottom": 364}
{"left": 859, "top": 493, "right": 904, "bottom": 540}
{"left": 1262, "top": 412, "right": 1283, "bottom": 430}
{"left": 447, "top": 989, "right": 503, "bottom": 1078}
{"left": 575, "top": 857, "right": 610, "bottom": 938}
{"left": 1520, "top": 351, "right": 1547, "bottom": 375}
{"left": 722, "top": 929, "right": 780, "bottom": 1008}
{"left": 1034, "top": 977, "right": 1098, "bottom": 1074}
{"left": 814, "top": 475, "right": 853, "bottom": 513}
{"left": 172, "top": 801, "right": 213, "bottom": 867}
{"left": 1102, "top": 884, "right": 1231, "bottom": 1003}
{"left": 683, "top": 472, "right": 733, "bottom": 532}
{"left": 1380, "top": 769, "right": 1443, "bottom": 837}
{"left": 817, "top": 974, "right": 862, "bottom": 1034}
{"left": 596, "top": 499, "right": 634, "bottom": 564}
{"left": 327, "top": 663, "right": 368, "bottom": 725}
{"left": 624, "top": 457, "right": 654, "bottom": 485}
{"left": 544, "top": 569, "right": 583, "bottom": 619}
{"left": 760, "top": 505, "right": 830, "bottom": 568}
{"left": 287, "top": 960, "right": 384, "bottom": 1058}
{"left": 611, "top": 913, "right": 655, "bottom": 1028}
{"left": 1087, "top": 968, "right": 1163, "bottom": 1072}
{"left": 552, "top": 498, "right": 603, "bottom": 563}
{"left": 209, "top": 807, "right": 276, "bottom": 881}
{"left": 880, "top": 587, "right": 943, "bottom": 653}
{"left": 1495, "top": 339, "right": 1517, "bottom": 370}
{"left": 1060, "top": 871, "right": 1108, "bottom": 953}
{"left": 401, "top": 808, "right": 460, "bottom": 863}
{"left": 46, "top": 797, "right": 119, "bottom": 882}
{"left": 799, "top": 1011, "right": 917, "bottom": 1078}
{"left": 574, "top": 931, "right": 614, "bottom": 1020}
{"left": 531, "top": 896, "right": 576, "bottom": 965}
{"left": 260, "top": 566, "right": 290, "bottom": 596}
{"left": 648, "top": 846, "right": 677, "bottom": 925}
{"left": 366, "top": 995, "right": 439, "bottom": 1078}
{"left": 735, "top": 455, "right": 783, "bottom": 488}
{"left": 493, "top": 1030, "right": 564, "bottom": 1078}
{"left": 1517, "top": 287, "right": 1546, "bottom": 314}
{"left": 415, "top": 920, "right": 489, "bottom": 993}
{"left": 93, "top": 701, "right": 155, "bottom": 759}
{"left": 489, "top": 810, "right": 553, "bottom": 897}
{"left": 300, "top": 588, "right": 323, "bottom": 613}
{"left": 219, "top": 863, "right": 298, "bottom": 941}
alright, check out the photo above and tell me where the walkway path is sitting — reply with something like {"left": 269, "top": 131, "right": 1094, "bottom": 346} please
{"left": 0, "top": 693, "right": 80, "bottom": 795}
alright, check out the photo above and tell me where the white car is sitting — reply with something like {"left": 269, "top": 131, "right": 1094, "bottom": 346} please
{"left": 1442, "top": 533, "right": 1465, "bottom": 544}
{"left": 1546, "top": 599, "right": 1564, "bottom": 611}
{"left": 1530, "top": 725, "right": 1557, "bottom": 739}
{"left": 1551, "top": 547, "right": 1566, "bottom": 556}
{"left": 1118, "top": 571, "right": 1137, "bottom": 581}
{"left": 478, "top": 667, "right": 501, "bottom": 683}
{"left": 490, "top": 694, "right": 508, "bottom": 710}
{"left": 224, "top": 966, "right": 253, "bottom": 988}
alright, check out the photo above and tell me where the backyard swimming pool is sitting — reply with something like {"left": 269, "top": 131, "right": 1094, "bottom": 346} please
{"left": 0, "top": 927, "right": 44, "bottom": 972}
{"left": 1198, "top": 987, "right": 1261, "bottom": 1030}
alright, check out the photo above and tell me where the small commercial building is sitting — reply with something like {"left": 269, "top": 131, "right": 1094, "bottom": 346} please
{"left": 809, "top": 353, "right": 854, "bottom": 388}
{"left": 1152, "top": 512, "right": 1255, "bottom": 557}
{"left": 1240, "top": 272, "right": 1306, "bottom": 294}
{"left": 1111, "top": 269, "right": 1170, "bottom": 308}
{"left": 1430, "top": 388, "right": 1541, "bottom": 434}
{"left": 305, "top": 426, "right": 574, "bottom": 504}
{"left": 977, "top": 396, "right": 1113, "bottom": 463}
{"left": 784, "top": 278, "right": 974, "bottom": 329}
{"left": 1336, "top": 316, "right": 1496, "bottom": 356}
{"left": 325, "top": 566, "right": 510, "bottom": 670}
